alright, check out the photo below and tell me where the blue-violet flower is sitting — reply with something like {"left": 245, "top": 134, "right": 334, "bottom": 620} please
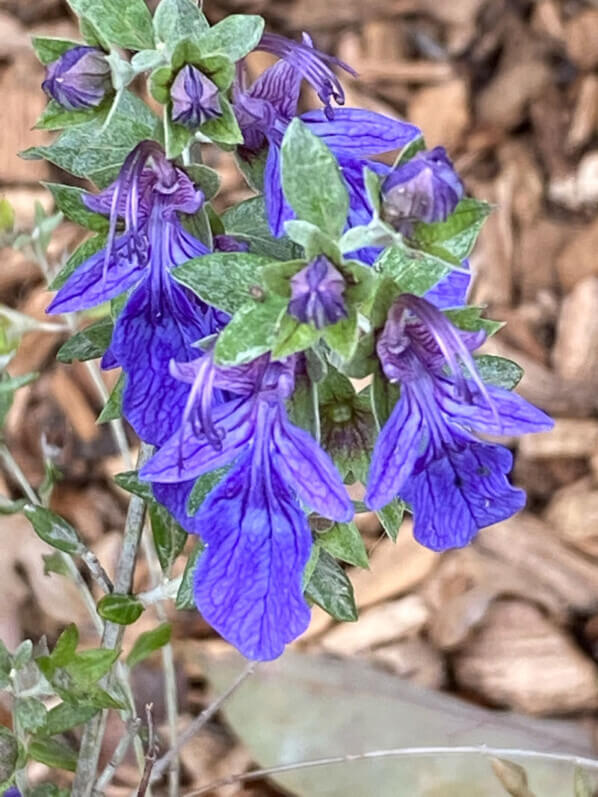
{"left": 365, "top": 294, "right": 553, "bottom": 551}
{"left": 288, "top": 256, "right": 348, "bottom": 329}
{"left": 141, "top": 354, "right": 353, "bottom": 660}
{"left": 170, "top": 65, "right": 222, "bottom": 129}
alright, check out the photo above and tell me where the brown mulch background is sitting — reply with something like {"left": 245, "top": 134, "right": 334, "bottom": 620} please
{"left": 1, "top": 0, "right": 598, "bottom": 793}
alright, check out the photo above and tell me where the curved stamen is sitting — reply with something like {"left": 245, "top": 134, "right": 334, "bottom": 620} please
{"left": 396, "top": 294, "right": 501, "bottom": 430}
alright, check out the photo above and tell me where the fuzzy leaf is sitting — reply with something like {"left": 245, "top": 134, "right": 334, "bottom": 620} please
{"left": 305, "top": 548, "right": 358, "bottom": 622}
{"left": 24, "top": 506, "right": 83, "bottom": 555}
{"left": 29, "top": 738, "right": 77, "bottom": 772}
{"left": 214, "top": 295, "right": 287, "bottom": 366}
{"left": 154, "top": 0, "right": 209, "bottom": 50}
{"left": 222, "top": 196, "right": 302, "bottom": 260}
{"left": 97, "top": 372, "right": 124, "bottom": 423}
{"left": 197, "top": 15, "right": 265, "bottom": 62}
{"left": 126, "top": 623, "right": 172, "bottom": 669}
{"left": 281, "top": 119, "right": 349, "bottom": 239}
{"left": 175, "top": 541, "right": 204, "bottom": 610}
{"left": 97, "top": 594, "right": 144, "bottom": 625}
{"left": 32, "top": 37, "right": 81, "bottom": 65}
{"left": 57, "top": 317, "right": 113, "bottom": 364}
{"left": 149, "top": 503, "right": 187, "bottom": 574}
{"left": 475, "top": 355, "right": 524, "bottom": 391}
{"left": 66, "top": 0, "right": 155, "bottom": 51}
{"left": 376, "top": 498, "right": 406, "bottom": 542}
{"left": 317, "top": 521, "right": 368, "bottom": 568}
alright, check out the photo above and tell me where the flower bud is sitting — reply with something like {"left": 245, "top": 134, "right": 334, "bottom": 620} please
{"left": 213, "top": 234, "right": 250, "bottom": 253}
{"left": 170, "top": 65, "right": 222, "bottom": 129}
{"left": 288, "top": 256, "right": 347, "bottom": 329}
{"left": 381, "top": 147, "right": 463, "bottom": 228}
{"left": 42, "top": 46, "right": 111, "bottom": 111}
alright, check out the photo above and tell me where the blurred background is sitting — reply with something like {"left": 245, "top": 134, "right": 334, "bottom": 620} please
{"left": 1, "top": 0, "right": 598, "bottom": 794}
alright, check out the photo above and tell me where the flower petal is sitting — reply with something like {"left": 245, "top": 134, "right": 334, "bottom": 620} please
{"left": 365, "top": 389, "right": 424, "bottom": 510}
{"left": 152, "top": 479, "right": 201, "bottom": 534}
{"left": 264, "top": 141, "right": 294, "bottom": 237}
{"left": 47, "top": 234, "right": 145, "bottom": 314}
{"left": 424, "top": 266, "right": 471, "bottom": 309}
{"left": 110, "top": 277, "right": 210, "bottom": 446}
{"left": 193, "top": 452, "right": 312, "bottom": 660}
{"left": 272, "top": 408, "right": 353, "bottom": 522}
{"left": 438, "top": 379, "right": 555, "bottom": 436}
{"left": 247, "top": 58, "right": 301, "bottom": 122}
{"left": 301, "top": 108, "right": 420, "bottom": 158}
{"left": 140, "top": 396, "right": 256, "bottom": 482}
{"left": 402, "top": 441, "right": 526, "bottom": 551}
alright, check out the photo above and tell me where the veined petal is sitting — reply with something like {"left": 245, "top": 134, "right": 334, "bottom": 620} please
{"left": 272, "top": 407, "right": 353, "bottom": 522}
{"left": 438, "top": 379, "right": 554, "bottom": 437}
{"left": 264, "top": 141, "right": 294, "bottom": 237}
{"left": 402, "top": 440, "right": 526, "bottom": 551}
{"left": 301, "top": 108, "right": 420, "bottom": 158}
{"left": 152, "top": 479, "right": 201, "bottom": 534}
{"left": 424, "top": 267, "right": 471, "bottom": 310}
{"left": 193, "top": 451, "right": 312, "bottom": 660}
{"left": 365, "top": 389, "right": 424, "bottom": 510}
{"left": 140, "top": 396, "right": 256, "bottom": 482}
{"left": 47, "top": 234, "right": 145, "bottom": 314}
{"left": 110, "top": 277, "right": 210, "bottom": 446}
{"left": 246, "top": 58, "right": 301, "bottom": 122}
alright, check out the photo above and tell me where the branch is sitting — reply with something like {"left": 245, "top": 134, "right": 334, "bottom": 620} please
{"left": 150, "top": 661, "right": 257, "bottom": 783}
{"left": 183, "top": 745, "right": 598, "bottom": 796}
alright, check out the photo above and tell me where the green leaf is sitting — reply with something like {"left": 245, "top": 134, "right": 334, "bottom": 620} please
{"left": 412, "top": 198, "right": 492, "bottom": 262}
{"left": 97, "top": 594, "right": 144, "bottom": 625}
{"left": 164, "top": 109, "right": 192, "bottom": 160}
{"left": 97, "top": 372, "right": 124, "bottom": 423}
{"left": 43, "top": 551, "right": 71, "bottom": 577}
{"left": 66, "top": 0, "right": 155, "bottom": 51}
{"left": 149, "top": 503, "right": 187, "bottom": 574}
{"left": 44, "top": 183, "right": 109, "bottom": 232}
{"left": 281, "top": 119, "right": 349, "bottom": 239}
{"left": 284, "top": 220, "right": 341, "bottom": 262}
{"left": 371, "top": 370, "right": 400, "bottom": 430}
{"left": 30, "top": 785, "right": 71, "bottom": 797}
{"left": 376, "top": 244, "right": 450, "bottom": 297}
{"left": 42, "top": 702, "right": 99, "bottom": 736}
{"left": 126, "top": 623, "right": 172, "bottom": 669}
{"left": 24, "top": 506, "right": 83, "bottom": 556}
{"left": 0, "top": 727, "right": 19, "bottom": 786}
{"left": 0, "top": 198, "right": 15, "bottom": 234}
{"left": 214, "top": 295, "right": 287, "bottom": 366}
{"left": 35, "top": 99, "right": 109, "bottom": 131}
{"left": 187, "top": 467, "right": 228, "bottom": 514}
{"left": 222, "top": 196, "right": 302, "bottom": 260}
{"left": 197, "top": 15, "right": 265, "bottom": 62}
{"left": 394, "top": 135, "right": 426, "bottom": 167}
{"left": 173, "top": 252, "right": 273, "bottom": 314}
{"left": 301, "top": 544, "right": 321, "bottom": 590}
{"left": 51, "top": 624, "right": 79, "bottom": 667}
{"left": 445, "top": 305, "right": 503, "bottom": 337}
{"left": 32, "top": 37, "right": 82, "bottom": 65}
{"left": 322, "top": 311, "right": 359, "bottom": 362}
{"left": 287, "top": 370, "right": 319, "bottom": 440}
{"left": 235, "top": 148, "right": 267, "bottom": 193}
{"left": 175, "top": 541, "right": 204, "bottom": 609}
{"left": 475, "top": 354, "right": 524, "bottom": 391}
{"left": 57, "top": 317, "right": 113, "bottom": 364}
{"left": 317, "top": 521, "right": 368, "bottom": 568}
{"left": 376, "top": 498, "right": 406, "bottom": 543}
{"left": 22, "top": 92, "right": 159, "bottom": 188}
{"left": 200, "top": 97, "right": 243, "bottom": 147}
{"left": 319, "top": 370, "right": 375, "bottom": 483}
{"left": 271, "top": 315, "right": 320, "bottom": 359}
{"left": 29, "top": 737, "right": 77, "bottom": 772}
{"left": 0, "top": 640, "right": 11, "bottom": 676}
{"left": 67, "top": 648, "right": 120, "bottom": 685}
{"left": 574, "top": 767, "right": 593, "bottom": 797}
{"left": 185, "top": 164, "right": 221, "bottom": 200}
{"left": 49, "top": 234, "right": 107, "bottom": 291}
{"left": 13, "top": 640, "right": 33, "bottom": 670}
{"left": 0, "top": 372, "right": 38, "bottom": 394}
{"left": 305, "top": 549, "right": 358, "bottom": 622}
{"left": 15, "top": 698, "right": 47, "bottom": 734}
{"left": 114, "top": 469, "right": 153, "bottom": 501}
{"left": 154, "top": 0, "right": 209, "bottom": 51}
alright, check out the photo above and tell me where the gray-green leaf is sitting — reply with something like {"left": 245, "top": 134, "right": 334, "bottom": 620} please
{"left": 281, "top": 118, "right": 349, "bottom": 239}
{"left": 305, "top": 548, "right": 358, "bottom": 622}
{"left": 66, "top": 0, "right": 155, "bottom": 51}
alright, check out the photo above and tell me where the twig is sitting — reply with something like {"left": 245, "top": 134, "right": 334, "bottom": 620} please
{"left": 73, "top": 443, "right": 153, "bottom": 797}
{"left": 81, "top": 548, "right": 114, "bottom": 594}
{"left": 137, "top": 576, "right": 183, "bottom": 607}
{"left": 150, "top": 661, "right": 257, "bottom": 783}
{"left": 137, "top": 704, "right": 159, "bottom": 797}
{"left": 183, "top": 745, "right": 598, "bottom": 796}
{"left": 94, "top": 718, "right": 142, "bottom": 795}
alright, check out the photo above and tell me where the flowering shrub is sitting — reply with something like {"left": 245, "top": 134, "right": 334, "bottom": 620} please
{"left": 0, "top": 0, "right": 555, "bottom": 790}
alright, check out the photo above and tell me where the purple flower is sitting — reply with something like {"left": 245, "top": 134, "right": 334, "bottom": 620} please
{"left": 365, "top": 294, "right": 553, "bottom": 551}
{"left": 213, "top": 234, "right": 250, "bottom": 253}
{"left": 381, "top": 147, "right": 464, "bottom": 228}
{"left": 233, "top": 40, "right": 420, "bottom": 238}
{"left": 288, "top": 256, "right": 347, "bottom": 329}
{"left": 170, "top": 65, "right": 222, "bottom": 129}
{"left": 46, "top": 141, "right": 222, "bottom": 446}
{"left": 42, "top": 46, "right": 111, "bottom": 110}
{"left": 3, "top": 789, "right": 21, "bottom": 797}
{"left": 255, "top": 33, "right": 356, "bottom": 120}
{"left": 141, "top": 355, "right": 352, "bottom": 660}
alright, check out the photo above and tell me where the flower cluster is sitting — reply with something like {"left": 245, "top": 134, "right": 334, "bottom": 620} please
{"left": 39, "top": 4, "right": 553, "bottom": 661}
